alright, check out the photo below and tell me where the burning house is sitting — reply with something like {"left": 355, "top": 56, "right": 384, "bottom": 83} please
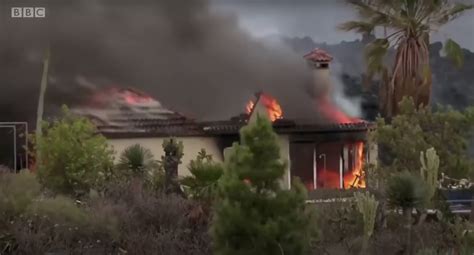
{"left": 76, "top": 49, "right": 376, "bottom": 191}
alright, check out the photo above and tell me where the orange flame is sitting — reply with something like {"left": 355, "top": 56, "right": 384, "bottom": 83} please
{"left": 245, "top": 101, "right": 255, "bottom": 115}
{"left": 318, "top": 96, "right": 360, "bottom": 124}
{"left": 310, "top": 142, "right": 366, "bottom": 190}
{"left": 122, "top": 89, "right": 153, "bottom": 105}
{"left": 246, "top": 93, "right": 283, "bottom": 122}
{"left": 317, "top": 97, "right": 366, "bottom": 189}
{"left": 343, "top": 141, "right": 366, "bottom": 189}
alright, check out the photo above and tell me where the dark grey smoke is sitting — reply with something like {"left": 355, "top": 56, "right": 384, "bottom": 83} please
{"left": 0, "top": 0, "right": 325, "bottom": 125}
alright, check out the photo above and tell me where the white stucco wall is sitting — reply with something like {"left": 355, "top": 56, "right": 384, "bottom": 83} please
{"left": 368, "top": 142, "right": 378, "bottom": 166}
{"left": 108, "top": 137, "right": 223, "bottom": 177}
{"left": 108, "top": 135, "right": 292, "bottom": 187}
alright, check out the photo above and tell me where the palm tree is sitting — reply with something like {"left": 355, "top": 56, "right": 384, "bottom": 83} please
{"left": 117, "top": 144, "right": 158, "bottom": 178}
{"left": 340, "top": 0, "right": 473, "bottom": 118}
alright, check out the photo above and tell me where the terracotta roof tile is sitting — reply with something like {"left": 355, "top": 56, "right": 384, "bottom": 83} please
{"left": 100, "top": 119, "right": 373, "bottom": 139}
{"left": 303, "top": 48, "right": 333, "bottom": 62}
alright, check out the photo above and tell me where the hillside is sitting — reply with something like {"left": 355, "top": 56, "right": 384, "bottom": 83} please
{"left": 281, "top": 36, "right": 474, "bottom": 120}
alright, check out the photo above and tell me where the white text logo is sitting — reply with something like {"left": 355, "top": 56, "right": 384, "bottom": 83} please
{"left": 11, "top": 7, "right": 46, "bottom": 18}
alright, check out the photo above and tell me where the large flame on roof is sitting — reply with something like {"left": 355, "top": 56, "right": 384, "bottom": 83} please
{"left": 246, "top": 93, "right": 283, "bottom": 122}
{"left": 88, "top": 87, "right": 157, "bottom": 108}
{"left": 318, "top": 96, "right": 360, "bottom": 124}
{"left": 122, "top": 89, "right": 154, "bottom": 105}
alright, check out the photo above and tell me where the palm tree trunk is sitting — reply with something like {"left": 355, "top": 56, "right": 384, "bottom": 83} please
{"left": 35, "top": 47, "right": 50, "bottom": 165}
{"left": 361, "top": 235, "right": 369, "bottom": 255}
{"left": 403, "top": 207, "right": 413, "bottom": 255}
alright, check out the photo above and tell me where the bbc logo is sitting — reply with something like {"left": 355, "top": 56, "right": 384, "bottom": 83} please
{"left": 11, "top": 7, "right": 46, "bottom": 18}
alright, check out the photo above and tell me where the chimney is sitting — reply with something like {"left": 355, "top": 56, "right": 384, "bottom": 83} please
{"left": 303, "top": 48, "right": 334, "bottom": 96}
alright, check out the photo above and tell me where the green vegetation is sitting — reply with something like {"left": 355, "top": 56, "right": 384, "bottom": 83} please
{"left": 162, "top": 138, "right": 184, "bottom": 195}
{"left": 386, "top": 171, "right": 422, "bottom": 254}
{"left": 181, "top": 149, "right": 223, "bottom": 204}
{"left": 34, "top": 107, "right": 114, "bottom": 196}
{"left": 419, "top": 148, "right": 440, "bottom": 208}
{"left": 371, "top": 97, "right": 474, "bottom": 179}
{"left": 212, "top": 115, "right": 315, "bottom": 255}
{"left": 3, "top": 101, "right": 474, "bottom": 254}
{"left": 0, "top": 170, "right": 41, "bottom": 218}
{"left": 354, "top": 191, "right": 378, "bottom": 254}
{"left": 340, "top": 0, "right": 473, "bottom": 117}
{"left": 117, "top": 144, "right": 159, "bottom": 178}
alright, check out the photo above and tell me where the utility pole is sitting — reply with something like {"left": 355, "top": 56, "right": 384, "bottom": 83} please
{"left": 35, "top": 47, "right": 50, "bottom": 165}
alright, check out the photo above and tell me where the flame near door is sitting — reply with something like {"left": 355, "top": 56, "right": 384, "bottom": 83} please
{"left": 290, "top": 141, "right": 365, "bottom": 190}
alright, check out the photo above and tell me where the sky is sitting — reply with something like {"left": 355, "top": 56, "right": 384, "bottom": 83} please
{"left": 211, "top": 0, "right": 474, "bottom": 51}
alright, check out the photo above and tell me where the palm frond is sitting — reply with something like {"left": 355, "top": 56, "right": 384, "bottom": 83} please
{"left": 117, "top": 144, "right": 157, "bottom": 176}
{"left": 387, "top": 171, "right": 423, "bottom": 209}
{"left": 433, "top": 3, "right": 474, "bottom": 26}
{"left": 344, "top": 0, "right": 408, "bottom": 31}
{"left": 338, "top": 21, "right": 375, "bottom": 33}
{"left": 443, "top": 38, "right": 464, "bottom": 68}
{"left": 365, "top": 38, "right": 390, "bottom": 79}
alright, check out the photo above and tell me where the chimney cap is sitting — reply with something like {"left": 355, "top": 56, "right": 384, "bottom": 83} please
{"left": 303, "top": 48, "right": 333, "bottom": 63}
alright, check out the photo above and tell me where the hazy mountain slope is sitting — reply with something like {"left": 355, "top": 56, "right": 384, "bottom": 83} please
{"left": 281, "top": 36, "right": 474, "bottom": 119}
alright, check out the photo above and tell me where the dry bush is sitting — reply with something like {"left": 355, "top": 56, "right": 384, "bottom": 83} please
{"left": 2, "top": 182, "right": 210, "bottom": 255}
{"left": 310, "top": 201, "right": 363, "bottom": 254}
{"left": 91, "top": 182, "right": 211, "bottom": 255}
{"left": 7, "top": 213, "right": 116, "bottom": 255}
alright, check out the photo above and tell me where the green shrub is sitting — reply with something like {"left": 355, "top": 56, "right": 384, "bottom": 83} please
{"left": 386, "top": 171, "right": 424, "bottom": 255}
{"left": 35, "top": 106, "right": 114, "bottom": 196}
{"left": 386, "top": 171, "right": 423, "bottom": 210}
{"left": 181, "top": 149, "right": 223, "bottom": 203}
{"left": 0, "top": 170, "right": 41, "bottom": 217}
{"left": 372, "top": 97, "right": 474, "bottom": 179}
{"left": 27, "top": 196, "right": 89, "bottom": 227}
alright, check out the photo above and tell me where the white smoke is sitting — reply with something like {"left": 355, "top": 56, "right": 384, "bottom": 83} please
{"left": 329, "top": 59, "right": 362, "bottom": 118}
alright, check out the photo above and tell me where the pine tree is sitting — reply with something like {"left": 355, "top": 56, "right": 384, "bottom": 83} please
{"left": 211, "top": 115, "right": 315, "bottom": 255}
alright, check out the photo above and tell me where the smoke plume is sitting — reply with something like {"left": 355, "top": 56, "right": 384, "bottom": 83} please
{"left": 0, "top": 0, "right": 346, "bottom": 125}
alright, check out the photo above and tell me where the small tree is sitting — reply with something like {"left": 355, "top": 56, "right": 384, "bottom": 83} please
{"left": 212, "top": 115, "right": 315, "bottom": 255}
{"left": 354, "top": 191, "right": 379, "bottom": 254}
{"left": 181, "top": 149, "right": 223, "bottom": 204}
{"left": 387, "top": 171, "right": 423, "bottom": 255}
{"left": 161, "top": 138, "right": 184, "bottom": 195}
{"left": 35, "top": 106, "right": 114, "bottom": 196}
{"left": 117, "top": 144, "right": 158, "bottom": 179}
